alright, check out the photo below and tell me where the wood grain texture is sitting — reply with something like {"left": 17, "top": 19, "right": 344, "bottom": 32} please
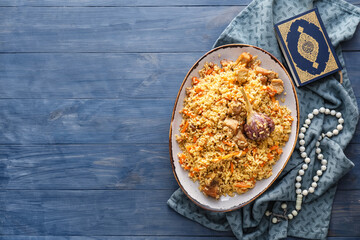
{"left": 0, "top": 52, "right": 358, "bottom": 99}
{"left": 0, "top": 189, "right": 358, "bottom": 237}
{"left": 0, "top": 6, "right": 243, "bottom": 53}
{"left": 0, "top": 0, "right": 359, "bottom": 6}
{"left": 0, "top": 144, "right": 178, "bottom": 190}
{"left": 0, "top": 144, "right": 357, "bottom": 191}
{"left": 0, "top": 6, "right": 358, "bottom": 53}
{"left": 0, "top": 99, "right": 172, "bottom": 144}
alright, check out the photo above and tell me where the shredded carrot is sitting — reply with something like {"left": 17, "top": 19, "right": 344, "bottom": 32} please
{"left": 234, "top": 182, "right": 252, "bottom": 188}
{"left": 223, "top": 140, "right": 234, "bottom": 147}
{"left": 179, "top": 153, "right": 186, "bottom": 164}
{"left": 189, "top": 172, "right": 194, "bottom": 177}
{"left": 206, "top": 68, "right": 213, "bottom": 75}
{"left": 192, "top": 76, "right": 200, "bottom": 85}
{"left": 182, "top": 109, "right": 195, "bottom": 118}
{"left": 230, "top": 162, "right": 234, "bottom": 173}
{"left": 271, "top": 96, "right": 276, "bottom": 103}
{"left": 270, "top": 145, "right": 279, "bottom": 151}
{"left": 193, "top": 167, "right": 200, "bottom": 172}
{"left": 208, "top": 132, "right": 214, "bottom": 137}
{"left": 277, "top": 148, "right": 283, "bottom": 155}
{"left": 184, "top": 166, "right": 190, "bottom": 170}
{"left": 267, "top": 152, "right": 274, "bottom": 161}
{"left": 219, "top": 147, "right": 224, "bottom": 153}
{"left": 181, "top": 121, "right": 189, "bottom": 133}
{"left": 193, "top": 136, "right": 197, "bottom": 143}
{"left": 195, "top": 87, "right": 203, "bottom": 94}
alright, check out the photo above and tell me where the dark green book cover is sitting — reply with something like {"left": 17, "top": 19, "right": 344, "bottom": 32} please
{"left": 274, "top": 8, "right": 342, "bottom": 87}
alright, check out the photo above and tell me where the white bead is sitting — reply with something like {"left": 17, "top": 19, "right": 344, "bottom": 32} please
{"left": 308, "top": 113, "right": 314, "bottom": 119}
{"left": 303, "top": 124, "right": 309, "bottom": 128}
{"left": 311, "top": 182, "right": 317, "bottom": 188}
{"left": 305, "top": 157, "right": 310, "bottom": 164}
{"left": 299, "top": 140, "right": 305, "bottom": 145}
{"left": 330, "top": 110, "right": 336, "bottom": 116}
{"left": 337, "top": 124, "right": 343, "bottom": 131}
{"left": 302, "top": 164, "right": 308, "bottom": 170}
{"left": 313, "top": 176, "right": 319, "bottom": 182}
{"left": 302, "top": 190, "right": 308, "bottom": 196}
{"left": 326, "top": 132, "right": 333, "bottom": 138}
{"left": 316, "top": 141, "right": 320, "bottom": 147}
{"left": 316, "top": 148, "right": 321, "bottom": 154}
{"left": 336, "top": 112, "right": 342, "bottom": 118}
{"left": 299, "top": 169, "right": 305, "bottom": 175}
{"left": 296, "top": 205, "right": 302, "bottom": 210}
{"left": 309, "top": 187, "right": 315, "bottom": 193}
{"left": 325, "top": 109, "right": 330, "bottom": 114}
{"left": 299, "top": 133, "right": 304, "bottom": 139}
{"left": 296, "top": 182, "right": 301, "bottom": 188}
{"left": 281, "top": 203, "right": 287, "bottom": 209}
{"left": 305, "top": 119, "right": 311, "bottom": 125}
{"left": 301, "top": 152, "right": 307, "bottom": 158}
{"left": 318, "top": 135, "right": 323, "bottom": 141}
{"left": 265, "top": 210, "right": 272, "bottom": 216}
{"left": 313, "top": 109, "right": 319, "bottom": 115}
{"left": 300, "top": 146, "right": 305, "bottom": 152}
{"left": 333, "top": 129, "right": 339, "bottom": 135}
{"left": 321, "top": 159, "right": 327, "bottom": 165}
{"left": 300, "top": 127, "right": 306, "bottom": 133}
{"left": 338, "top": 118, "right": 344, "bottom": 124}
{"left": 296, "top": 189, "right": 302, "bottom": 194}
{"left": 317, "top": 154, "right": 323, "bottom": 160}
{"left": 296, "top": 176, "right": 302, "bottom": 182}
{"left": 292, "top": 210, "right": 298, "bottom": 216}
{"left": 272, "top": 217, "right": 278, "bottom": 224}
{"left": 319, "top": 107, "right": 325, "bottom": 113}
{"left": 288, "top": 214, "right": 293, "bottom": 220}
{"left": 317, "top": 170, "right": 323, "bottom": 176}
{"left": 321, "top": 165, "right": 327, "bottom": 171}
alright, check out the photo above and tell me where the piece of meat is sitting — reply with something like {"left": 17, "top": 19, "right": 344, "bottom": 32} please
{"left": 223, "top": 118, "right": 239, "bottom": 133}
{"left": 229, "top": 101, "right": 242, "bottom": 115}
{"left": 236, "top": 69, "right": 249, "bottom": 85}
{"left": 254, "top": 66, "right": 271, "bottom": 75}
{"left": 267, "top": 71, "right": 279, "bottom": 80}
{"left": 270, "top": 79, "right": 284, "bottom": 94}
{"left": 259, "top": 75, "right": 268, "bottom": 84}
{"left": 203, "top": 178, "right": 220, "bottom": 199}
{"left": 233, "top": 130, "right": 248, "bottom": 149}
{"left": 220, "top": 59, "right": 233, "bottom": 67}
{"left": 236, "top": 52, "right": 252, "bottom": 65}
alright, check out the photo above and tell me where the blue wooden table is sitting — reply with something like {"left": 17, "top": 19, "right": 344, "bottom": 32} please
{"left": 0, "top": 1, "right": 359, "bottom": 239}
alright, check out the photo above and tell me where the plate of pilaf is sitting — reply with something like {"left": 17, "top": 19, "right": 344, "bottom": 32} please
{"left": 169, "top": 44, "right": 299, "bottom": 212}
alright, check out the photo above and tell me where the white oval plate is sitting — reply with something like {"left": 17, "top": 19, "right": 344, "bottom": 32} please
{"left": 169, "top": 44, "right": 299, "bottom": 212}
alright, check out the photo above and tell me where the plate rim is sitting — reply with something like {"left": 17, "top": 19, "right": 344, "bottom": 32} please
{"left": 169, "top": 43, "right": 300, "bottom": 212}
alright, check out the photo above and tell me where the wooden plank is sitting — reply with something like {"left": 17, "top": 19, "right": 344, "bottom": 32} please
{"left": 0, "top": 144, "right": 178, "bottom": 190}
{"left": 0, "top": 237, "right": 238, "bottom": 240}
{"left": 0, "top": 52, "right": 358, "bottom": 99}
{"left": 329, "top": 190, "right": 360, "bottom": 237}
{"left": 0, "top": 6, "right": 243, "bottom": 53}
{"left": 0, "top": 143, "right": 358, "bottom": 191}
{"left": 0, "top": 99, "right": 172, "bottom": 144}
{"left": 1, "top": 237, "right": 358, "bottom": 240}
{"left": 0, "top": 53, "right": 201, "bottom": 99}
{"left": 0, "top": 189, "right": 234, "bottom": 236}
{"left": 0, "top": 189, "right": 358, "bottom": 236}
{"left": 0, "top": 6, "right": 357, "bottom": 53}
{"left": 0, "top": 0, "right": 251, "bottom": 6}
{"left": 0, "top": 0, "right": 358, "bottom": 6}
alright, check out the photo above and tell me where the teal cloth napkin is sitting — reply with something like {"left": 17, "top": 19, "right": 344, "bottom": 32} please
{"left": 167, "top": 0, "right": 360, "bottom": 239}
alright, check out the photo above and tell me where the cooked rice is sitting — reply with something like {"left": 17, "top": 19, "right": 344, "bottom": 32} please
{"left": 175, "top": 52, "right": 293, "bottom": 199}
